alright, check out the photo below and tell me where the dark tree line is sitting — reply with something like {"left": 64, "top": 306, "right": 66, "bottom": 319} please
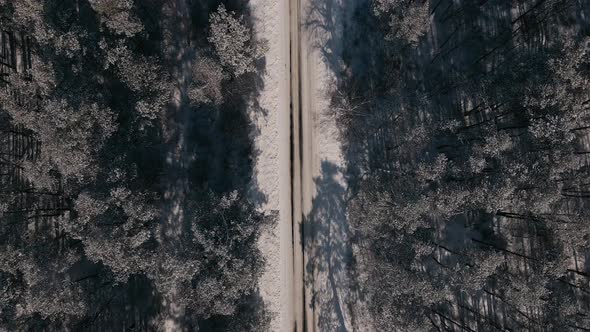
{"left": 0, "top": 0, "right": 269, "bottom": 330}
{"left": 332, "top": 0, "right": 590, "bottom": 330}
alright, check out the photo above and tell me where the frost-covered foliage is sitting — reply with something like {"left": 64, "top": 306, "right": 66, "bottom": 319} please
{"left": 189, "top": 55, "right": 226, "bottom": 105}
{"left": 340, "top": 0, "right": 590, "bottom": 330}
{"left": 88, "top": 0, "right": 143, "bottom": 37}
{"left": 0, "top": 1, "right": 269, "bottom": 330}
{"left": 373, "top": 0, "right": 429, "bottom": 45}
{"left": 208, "top": 4, "right": 266, "bottom": 76}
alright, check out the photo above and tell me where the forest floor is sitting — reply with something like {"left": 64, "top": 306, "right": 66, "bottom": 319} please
{"left": 160, "top": 0, "right": 193, "bottom": 330}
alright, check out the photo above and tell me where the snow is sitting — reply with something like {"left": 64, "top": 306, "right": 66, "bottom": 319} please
{"left": 248, "top": 0, "right": 292, "bottom": 331}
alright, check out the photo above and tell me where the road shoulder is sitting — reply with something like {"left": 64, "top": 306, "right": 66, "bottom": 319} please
{"left": 248, "top": 0, "right": 293, "bottom": 331}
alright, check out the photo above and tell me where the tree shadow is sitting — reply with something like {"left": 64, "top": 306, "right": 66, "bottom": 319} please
{"left": 299, "top": 0, "right": 392, "bottom": 330}
{"left": 303, "top": 160, "right": 364, "bottom": 331}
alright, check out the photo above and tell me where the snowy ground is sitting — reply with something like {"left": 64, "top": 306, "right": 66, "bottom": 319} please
{"left": 300, "top": 0, "right": 373, "bottom": 330}
{"left": 248, "top": 0, "right": 292, "bottom": 331}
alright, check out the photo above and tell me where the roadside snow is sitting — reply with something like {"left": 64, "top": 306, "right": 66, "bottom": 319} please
{"left": 300, "top": 0, "right": 373, "bottom": 330}
{"left": 248, "top": 0, "right": 292, "bottom": 331}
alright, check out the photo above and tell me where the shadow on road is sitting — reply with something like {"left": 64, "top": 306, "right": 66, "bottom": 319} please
{"left": 303, "top": 161, "right": 353, "bottom": 332}
{"left": 299, "top": 0, "right": 385, "bottom": 330}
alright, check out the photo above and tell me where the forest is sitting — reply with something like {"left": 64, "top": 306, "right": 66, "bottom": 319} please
{"left": 329, "top": 0, "right": 590, "bottom": 330}
{"left": 0, "top": 0, "right": 270, "bottom": 330}
{"left": 2, "top": 0, "right": 590, "bottom": 331}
